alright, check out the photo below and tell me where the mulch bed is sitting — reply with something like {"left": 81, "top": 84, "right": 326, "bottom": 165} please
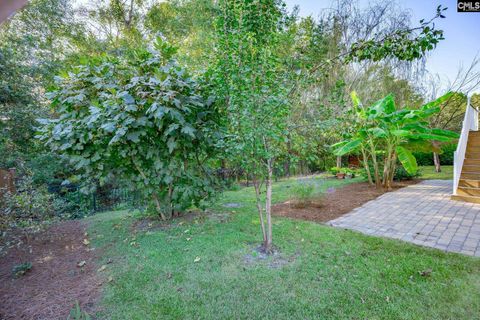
{"left": 273, "top": 180, "right": 419, "bottom": 223}
{"left": 0, "top": 221, "right": 101, "bottom": 320}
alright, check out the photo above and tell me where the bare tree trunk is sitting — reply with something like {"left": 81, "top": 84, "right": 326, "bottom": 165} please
{"left": 265, "top": 158, "right": 273, "bottom": 252}
{"left": 336, "top": 156, "right": 342, "bottom": 168}
{"left": 253, "top": 178, "right": 267, "bottom": 244}
{"left": 433, "top": 152, "right": 441, "bottom": 172}
{"left": 361, "top": 148, "right": 374, "bottom": 186}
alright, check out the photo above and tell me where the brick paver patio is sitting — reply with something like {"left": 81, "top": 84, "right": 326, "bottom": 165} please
{"left": 329, "top": 180, "right": 480, "bottom": 256}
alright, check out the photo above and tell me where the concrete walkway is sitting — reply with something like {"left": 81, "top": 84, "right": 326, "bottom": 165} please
{"left": 329, "top": 180, "right": 480, "bottom": 257}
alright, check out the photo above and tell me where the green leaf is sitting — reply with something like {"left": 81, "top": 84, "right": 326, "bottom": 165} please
{"left": 421, "top": 92, "right": 453, "bottom": 110}
{"left": 396, "top": 146, "right": 418, "bottom": 174}
{"left": 369, "top": 94, "right": 395, "bottom": 117}
{"left": 430, "top": 128, "right": 459, "bottom": 139}
{"left": 367, "top": 127, "right": 386, "bottom": 137}
{"left": 391, "top": 129, "right": 410, "bottom": 137}
{"left": 333, "top": 138, "right": 363, "bottom": 156}
{"left": 167, "top": 138, "right": 177, "bottom": 153}
{"left": 414, "top": 133, "right": 452, "bottom": 142}
{"left": 351, "top": 91, "right": 362, "bottom": 109}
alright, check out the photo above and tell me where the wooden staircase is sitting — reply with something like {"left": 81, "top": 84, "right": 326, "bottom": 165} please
{"left": 452, "top": 131, "right": 480, "bottom": 203}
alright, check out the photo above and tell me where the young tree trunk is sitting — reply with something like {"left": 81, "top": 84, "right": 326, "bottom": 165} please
{"left": 253, "top": 178, "right": 267, "bottom": 244}
{"left": 336, "top": 156, "right": 342, "bottom": 168}
{"left": 264, "top": 158, "right": 273, "bottom": 252}
{"left": 152, "top": 193, "right": 167, "bottom": 221}
{"left": 361, "top": 148, "right": 374, "bottom": 186}
{"left": 433, "top": 152, "right": 441, "bottom": 172}
{"left": 132, "top": 157, "right": 167, "bottom": 220}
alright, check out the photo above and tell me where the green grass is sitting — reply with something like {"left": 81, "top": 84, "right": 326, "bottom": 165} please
{"left": 419, "top": 165, "right": 453, "bottom": 180}
{"left": 87, "top": 172, "right": 479, "bottom": 319}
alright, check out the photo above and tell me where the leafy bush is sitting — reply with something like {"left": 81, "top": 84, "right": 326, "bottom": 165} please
{"left": 329, "top": 167, "right": 341, "bottom": 175}
{"left": 291, "top": 180, "right": 316, "bottom": 208}
{"left": 1, "top": 177, "right": 56, "bottom": 231}
{"left": 38, "top": 38, "right": 221, "bottom": 220}
{"left": 413, "top": 142, "right": 457, "bottom": 166}
{"left": 393, "top": 166, "right": 421, "bottom": 181}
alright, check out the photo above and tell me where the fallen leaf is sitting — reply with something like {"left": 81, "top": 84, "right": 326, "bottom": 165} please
{"left": 184, "top": 229, "right": 190, "bottom": 233}
{"left": 77, "top": 260, "right": 86, "bottom": 267}
{"left": 186, "top": 237, "right": 191, "bottom": 241}
{"left": 98, "top": 265, "right": 107, "bottom": 272}
{"left": 194, "top": 256, "right": 201, "bottom": 263}
{"left": 385, "top": 296, "right": 390, "bottom": 302}
{"left": 107, "top": 276, "right": 114, "bottom": 282}
{"left": 83, "top": 239, "right": 90, "bottom": 246}
{"left": 166, "top": 272, "right": 172, "bottom": 279}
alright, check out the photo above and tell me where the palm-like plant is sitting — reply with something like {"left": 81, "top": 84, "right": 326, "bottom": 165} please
{"left": 333, "top": 92, "right": 458, "bottom": 189}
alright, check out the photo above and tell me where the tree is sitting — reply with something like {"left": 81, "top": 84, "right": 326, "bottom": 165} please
{"left": 212, "top": 0, "right": 290, "bottom": 252}
{"left": 38, "top": 39, "right": 220, "bottom": 220}
{"left": 0, "top": 0, "right": 79, "bottom": 177}
{"left": 334, "top": 92, "right": 458, "bottom": 189}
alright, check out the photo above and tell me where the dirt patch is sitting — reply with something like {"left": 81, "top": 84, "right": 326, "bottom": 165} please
{"left": 243, "top": 245, "right": 298, "bottom": 269}
{"left": 273, "top": 180, "right": 419, "bottom": 223}
{"left": 0, "top": 220, "right": 101, "bottom": 320}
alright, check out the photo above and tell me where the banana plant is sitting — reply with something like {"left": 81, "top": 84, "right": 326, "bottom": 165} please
{"left": 333, "top": 91, "right": 458, "bottom": 189}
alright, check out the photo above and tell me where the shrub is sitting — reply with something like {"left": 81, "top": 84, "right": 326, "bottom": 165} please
{"left": 291, "top": 180, "right": 316, "bottom": 208}
{"left": 38, "top": 38, "right": 220, "bottom": 220}
{"left": 393, "top": 166, "right": 421, "bottom": 181}
{"left": 1, "top": 177, "right": 55, "bottom": 231}
{"left": 329, "top": 167, "right": 341, "bottom": 175}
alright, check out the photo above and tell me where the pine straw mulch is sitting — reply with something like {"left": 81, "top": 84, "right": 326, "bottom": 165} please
{"left": 272, "top": 180, "right": 420, "bottom": 223}
{"left": 0, "top": 220, "right": 102, "bottom": 320}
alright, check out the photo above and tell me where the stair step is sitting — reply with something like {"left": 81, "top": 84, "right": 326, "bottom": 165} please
{"left": 465, "top": 152, "right": 480, "bottom": 159}
{"left": 462, "top": 164, "right": 480, "bottom": 172}
{"left": 464, "top": 159, "right": 480, "bottom": 165}
{"left": 457, "top": 187, "right": 480, "bottom": 197}
{"left": 466, "top": 146, "right": 480, "bottom": 153}
{"left": 451, "top": 194, "right": 480, "bottom": 204}
{"left": 460, "top": 172, "right": 480, "bottom": 180}
{"left": 459, "top": 179, "right": 480, "bottom": 188}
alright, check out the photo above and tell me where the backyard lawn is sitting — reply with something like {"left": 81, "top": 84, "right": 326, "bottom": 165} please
{"left": 419, "top": 165, "right": 453, "bottom": 180}
{"left": 87, "top": 170, "right": 480, "bottom": 319}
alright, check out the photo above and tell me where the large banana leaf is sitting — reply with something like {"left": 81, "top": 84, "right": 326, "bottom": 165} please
{"left": 421, "top": 92, "right": 453, "bottom": 110}
{"left": 396, "top": 146, "right": 418, "bottom": 174}
{"left": 333, "top": 138, "right": 363, "bottom": 156}
{"left": 430, "top": 128, "right": 459, "bottom": 138}
{"left": 414, "top": 133, "right": 454, "bottom": 142}
{"left": 368, "top": 94, "right": 395, "bottom": 118}
{"left": 367, "top": 127, "right": 387, "bottom": 137}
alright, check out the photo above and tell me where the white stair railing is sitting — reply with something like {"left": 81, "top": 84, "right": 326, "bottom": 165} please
{"left": 453, "top": 96, "right": 479, "bottom": 195}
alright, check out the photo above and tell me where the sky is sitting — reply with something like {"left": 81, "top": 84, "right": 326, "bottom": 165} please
{"left": 284, "top": 0, "right": 480, "bottom": 91}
